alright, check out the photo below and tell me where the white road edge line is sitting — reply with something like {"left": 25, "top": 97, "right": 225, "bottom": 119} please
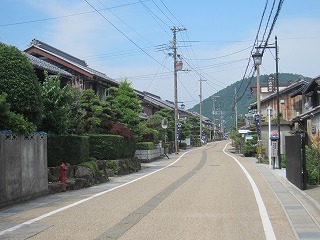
{"left": 223, "top": 143, "right": 276, "bottom": 240}
{"left": 0, "top": 149, "right": 196, "bottom": 236}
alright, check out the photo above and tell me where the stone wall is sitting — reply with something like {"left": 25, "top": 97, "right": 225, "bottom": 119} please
{"left": 135, "top": 147, "right": 162, "bottom": 163}
{"left": 0, "top": 133, "right": 48, "bottom": 208}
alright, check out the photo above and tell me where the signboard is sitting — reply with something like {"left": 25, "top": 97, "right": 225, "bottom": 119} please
{"left": 176, "top": 123, "right": 182, "bottom": 140}
{"left": 176, "top": 61, "right": 183, "bottom": 71}
{"left": 254, "top": 114, "right": 261, "bottom": 140}
{"left": 268, "top": 75, "right": 275, "bottom": 93}
{"left": 271, "top": 141, "right": 278, "bottom": 157}
{"left": 270, "top": 130, "right": 279, "bottom": 140}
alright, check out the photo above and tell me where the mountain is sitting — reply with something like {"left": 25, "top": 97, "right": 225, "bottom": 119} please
{"left": 188, "top": 73, "right": 312, "bottom": 132}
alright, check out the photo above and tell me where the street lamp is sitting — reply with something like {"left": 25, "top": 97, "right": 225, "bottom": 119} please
{"left": 253, "top": 36, "right": 281, "bottom": 168}
{"left": 252, "top": 50, "right": 263, "bottom": 163}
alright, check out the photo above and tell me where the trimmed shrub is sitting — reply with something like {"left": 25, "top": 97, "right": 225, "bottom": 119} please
{"left": 136, "top": 142, "right": 155, "bottom": 150}
{"left": 47, "top": 135, "right": 89, "bottom": 167}
{"left": 89, "top": 134, "right": 124, "bottom": 160}
{"left": 179, "top": 142, "right": 187, "bottom": 150}
{"left": 242, "top": 142, "right": 257, "bottom": 157}
{"left": 122, "top": 138, "right": 136, "bottom": 158}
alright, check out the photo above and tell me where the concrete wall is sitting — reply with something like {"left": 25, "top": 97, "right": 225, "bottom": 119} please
{"left": 0, "top": 133, "right": 48, "bottom": 208}
{"left": 261, "top": 123, "right": 292, "bottom": 158}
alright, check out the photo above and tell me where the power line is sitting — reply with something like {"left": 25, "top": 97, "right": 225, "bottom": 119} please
{"left": 159, "top": 0, "right": 184, "bottom": 27}
{"left": 234, "top": 0, "right": 269, "bottom": 103}
{"left": 261, "top": 0, "right": 285, "bottom": 55}
{"left": 83, "top": 44, "right": 168, "bottom": 62}
{"left": 151, "top": 0, "right": 176, "bottom": 26}
{"left": 184, "top": 46, "right": 253, "bottom": 61}
{"left": 84, "top": 0, "right": 171, "bottom": 72}
{"left": 0, "top": 0, "right": 151, "bottom": 27}
{"left": 261, "top": 0, "right": 277, "bottom": 43}
{"left": 96, "top": 0, "right": 167, "bottom": 55}
{"left": 138, "top": 0, "right": 171, "bottom": 35}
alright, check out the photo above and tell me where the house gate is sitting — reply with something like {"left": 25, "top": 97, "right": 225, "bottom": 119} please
{"left": 285, "top": 133, "right": 307, "bottom": 190}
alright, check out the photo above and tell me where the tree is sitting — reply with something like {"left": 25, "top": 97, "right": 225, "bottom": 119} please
{"left": 0, "top": 93, "right": 36, "bottom": 133}
{"left": 40, "top": 73, "right": 76, "bottom": 134}
{"left": 108, "top": 80, "right": 142, "bottom": 133}
{"left": 70, "top": 89, "right": 112, "bottom": 134}
{"left": 0, "top": 43, "right": 43, "bottom": 126}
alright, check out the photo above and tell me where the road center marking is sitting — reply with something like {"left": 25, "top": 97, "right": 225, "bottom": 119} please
{"left": 223, "top": 143, "right": 276, "bottom": 240}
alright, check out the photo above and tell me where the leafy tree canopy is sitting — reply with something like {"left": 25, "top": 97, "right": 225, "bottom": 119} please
{"left": 0, "top": 43, "right": 43, "bottom": 126}
{"left": 0, "top": 93, "right": 36, "bottom": 133}
{"left": 40, "top": 72, "right": 77, "bottom": 134}
{"left": 108, "top": 79, "right": 142, "bottom": 132}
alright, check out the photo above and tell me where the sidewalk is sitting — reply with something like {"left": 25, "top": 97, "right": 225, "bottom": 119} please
{"left": 252, "top": 158, "right": 320, "bottom": 239}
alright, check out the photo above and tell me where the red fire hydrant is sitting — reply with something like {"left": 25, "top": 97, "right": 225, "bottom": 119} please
{"left": 59, "top": 162, "right": 67, "bottom": 185}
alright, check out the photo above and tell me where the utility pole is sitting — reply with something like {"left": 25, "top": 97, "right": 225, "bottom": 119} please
{"left": 171, "top": 26, "right": 186, "bottom": 154}
{"left": 212, "top": 95, "right": 220, "bottom": 141}
{"left": 234, "top": 87, "right": 238, "bottom": 130}
{"left": 254, "top": 36, "right": 280, "bottom": 167}
{"left": 220, "top": 104, "right": 224, "bottom": 140}
{"left": 199, "top": 79, "right": 206, "bottom": 145}
{"left": 275, "top": 36, "right": 281, "bottom": 168}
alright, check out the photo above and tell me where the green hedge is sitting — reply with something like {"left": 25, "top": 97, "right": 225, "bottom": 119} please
{"left": 89, "top": 134, "right": 136, "bottom": 160}
{"left": 179, "top": 142, "right": 187, "bottom": 150}
{"left": 122, "top": 138, "right": 136, "bottom": 158}
{"left": 136, "top": 142, "right": 155, "bottom": 150}
{"left": 47, "top": 135, "right": 89, "bottom": 167}
{"left": 48, "top": 134, "right": 137, "bottom": 166}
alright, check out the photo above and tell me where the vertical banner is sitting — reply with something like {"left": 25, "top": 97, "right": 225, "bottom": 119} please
{"left": 176, "top": 123, "right": 182, "bottom": 140}
{"left": 268, "top": 75, "right": 275, "bottom": 93}
{"left": 254, "top": 114, "right": 261, "bottom": 140}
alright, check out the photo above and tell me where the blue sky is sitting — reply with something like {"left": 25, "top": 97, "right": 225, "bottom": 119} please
{"left": 1, "top": 0, "right": 320, "bottom": 109}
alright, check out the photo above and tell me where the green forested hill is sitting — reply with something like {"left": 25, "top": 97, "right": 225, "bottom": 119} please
{"left": 189, "top": 73, "right": 312, "bottom": 132}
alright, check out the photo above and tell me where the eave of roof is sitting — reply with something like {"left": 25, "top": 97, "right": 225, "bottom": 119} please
{"left": 302, "top": 75, "right": 320, "bottom": 95}
{"left": 29, "top": 39, "right": 87, "bottom": 67}
{"left": 140, "top": 91, "right": 195, "bottom": 117}
{"left": 292, "top": 105, "right": 320, "bottom": 122}
{"left": 290, "top": 84, "right": 307, "bottom": 98}
{"left": 25, "top": 40, "right": 118, "bottom": 86}
{"left": 24, "top": 52, "right": 73, "bottom": 78}
{"left": 250, "top": 80, "right": 307, "bottom": 108}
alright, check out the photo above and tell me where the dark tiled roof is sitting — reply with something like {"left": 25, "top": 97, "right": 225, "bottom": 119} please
{"left": 292, "top": 105, "right": 320, "bottom": 122}
{"left": 290, "top": 84, "right": 307, "bottom": 98}
{"left": 301, "top": 75, "right": 320, "bottom": 95}
{"left": 250, "top": 80, "right": 308, "bottom": 108}
{"left": 139, "top": 91, "right": 211, "bottom": 121}
{"left": 24, "top": 52, "right": 73, "bottom": 78}
{"left": 29, "top": 39, "right": 87, "bottom": 67}
{"left": 28, "top": 39, "right": 119, "bottom": 86}
{"left": 267, "top": 80, "right": 308, "bottom": 101}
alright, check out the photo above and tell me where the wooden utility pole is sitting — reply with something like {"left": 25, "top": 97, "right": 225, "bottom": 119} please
{"left": 199, "top": 79, "right": 206, "bottom": 145}
{"left": 212, "top": 95, "right": 220, "bottom": 141}
{"left": 171, "top": 26, "right": 186, "bottom": 153}
{"left": 234, "top": 87, "right": 238, "bottom": 130}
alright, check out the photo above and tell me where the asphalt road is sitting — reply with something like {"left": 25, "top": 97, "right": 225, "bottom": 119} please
{"left": 0, "top": 141, "right": 296, "bottom": 239}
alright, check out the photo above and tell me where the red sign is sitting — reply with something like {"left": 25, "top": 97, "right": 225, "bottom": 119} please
{"left": 270, "top": 130, "right": 279, "bottom": 140}
{"left": 176, "top": 61, "right": 183, "bottom": 71}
